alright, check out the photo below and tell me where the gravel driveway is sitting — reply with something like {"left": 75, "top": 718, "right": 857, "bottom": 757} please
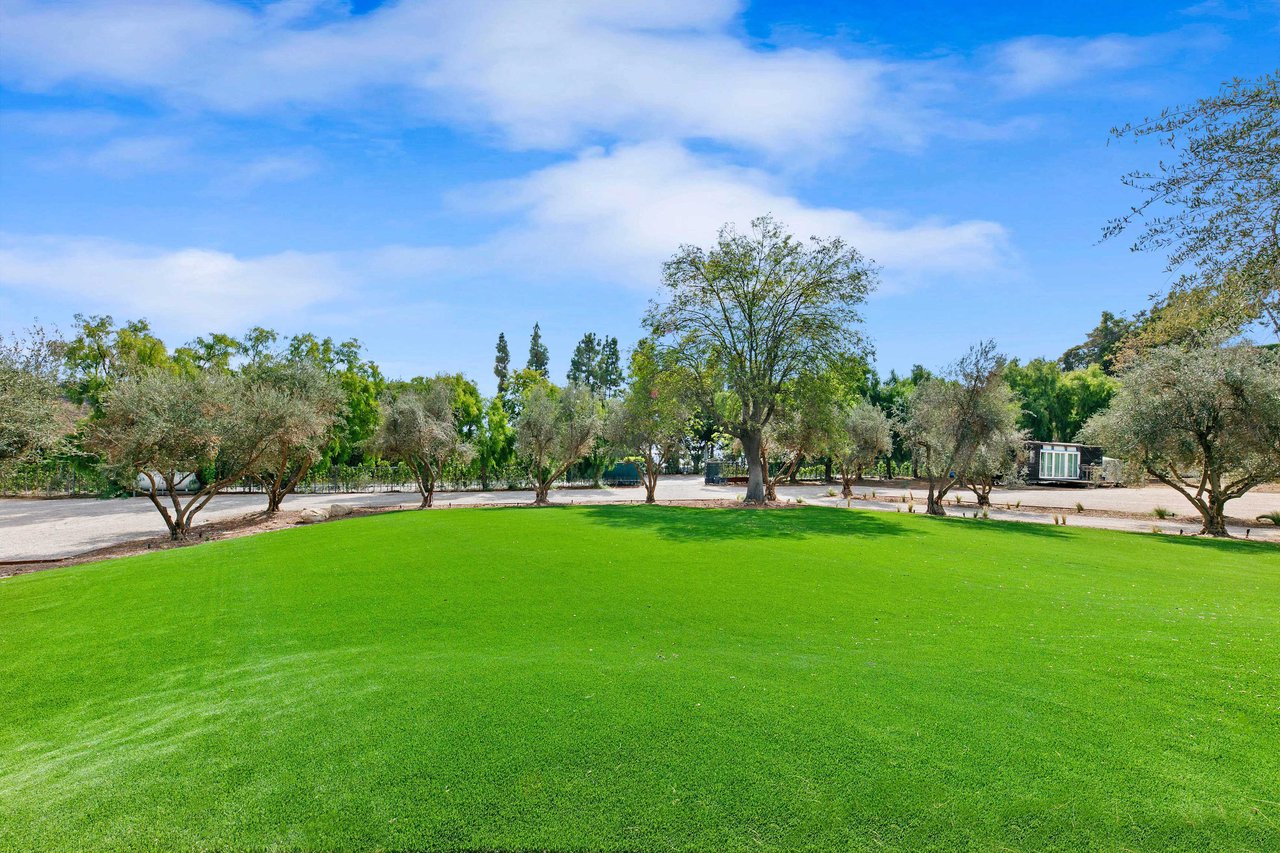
{"left": 2, "top": 477, "right": 1277, "bottom": 562}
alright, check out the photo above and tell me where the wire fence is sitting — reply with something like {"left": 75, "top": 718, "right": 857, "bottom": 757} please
{"left": 0, "top": 462, "right": 113, "bottom": 497}
{"left": 704, "top": 457, "right": 917, "bottom": 485}
{"left": 1, "top": 461, "right": 644, "bottom": 497}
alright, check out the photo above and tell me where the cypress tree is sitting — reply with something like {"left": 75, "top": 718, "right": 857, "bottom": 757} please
{"left": 494, "top": 332, "right": 510, "bottom": 397}
{"left": 527, "top": 323, "right": 549, "bottom": 377}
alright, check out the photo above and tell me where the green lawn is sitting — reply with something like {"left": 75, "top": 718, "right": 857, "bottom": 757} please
{"left": 2, "top": 506, "right": 1278, "bottom": 852}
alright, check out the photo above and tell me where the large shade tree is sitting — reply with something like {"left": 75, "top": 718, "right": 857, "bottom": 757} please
{"left": 283, "top": 334, "right": 384, "bottom": 466}
{"left": 514, "top": 381, "right": 601, "bottom": 505}
{"left": 62, "top": 314, "right": 173, "bottom": 414}
{"left": 605, "top": 338, "right": 692, "bottom": 503}
{"left": 1060, "top": 311, "right": 1139, "bottom": 374}
{"left": 1005, "top": 360, "right": 1116, "bottom": 443}
{"left": 370, "top": 380, "right": 474, "bottom": 508}
{"left": 646, "top": 215, "right": 876, "bottom": 503}
{"left": 1080, "top": 343, "right": 1280, "bottom": 536}
{"left": 901, "top": 341, "right": 1020, "bottom": 516}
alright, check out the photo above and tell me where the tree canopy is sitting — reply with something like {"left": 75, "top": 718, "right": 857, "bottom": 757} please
{"left": 0, "top": 325, "right": 74, "bottom": 470}
{"left": 827, "top": 401, "right": 893, "bottom": 498}
{"left": 605, "top": 338, "right": 693, "bottom": 503}
{"left": 567, "top": 332, "right": 624, "bottom": 398}
{"left": 514, "top": 381, "right": 600, "bottom": 505}
{"left": 370, "top": 380, "right": 474, "bottom": 508}
{"left": 527, "top": 323, "right": 550, "bottom": 377}
{"left": 494, "top": 333, "right": 511, "bottom": 400}
{"left": 646, "top": 215, "right": 877, "bottom": 502}
{"left": 242, "top": 360, "right": 344, "bottom": 512}
{"left": 1080, "top": 343, "right": 1280, "bottom": 536}
{"left": 901, "top": 341, "right": 1020, "bottom": 516}
{"left": 1106, "top": 71, "right": 1280, "bottom": 342}
{"left": 88, "top": 370, "right": 276, "bottom": 538}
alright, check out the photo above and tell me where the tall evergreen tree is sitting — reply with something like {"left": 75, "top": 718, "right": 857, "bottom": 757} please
{"left": 527, "top": 323, "right": 550, "bottom": 377}
{"left": 494, "top": 332, "right": 510, "bottom": 397}
{"left": 597, "top": 336, "right": 623, "bottom": 397}
{"left": 567, "top": 333, "right": 600, "bottom": 389}
{"left": 566, "top": 332, "right": 624, "bottom": 398}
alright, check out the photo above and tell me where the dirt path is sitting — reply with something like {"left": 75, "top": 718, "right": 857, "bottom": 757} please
{"left": 2, "top": 477, "right": 1277, "bottom": 566}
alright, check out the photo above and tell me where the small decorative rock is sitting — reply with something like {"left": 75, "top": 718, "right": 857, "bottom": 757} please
{"left": 297, "top": 508, "right": 328, "bottom": 524}
{"left": 328, "top": 504, "right": 354, "bottom": 518}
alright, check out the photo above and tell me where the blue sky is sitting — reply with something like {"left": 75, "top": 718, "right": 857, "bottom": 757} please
{"left": 1, "top": 0, "right": 1277, "bottom": 391}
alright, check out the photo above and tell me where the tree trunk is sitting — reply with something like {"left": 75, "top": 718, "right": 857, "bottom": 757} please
{"left": 533, "top": 482, "right": 552, "bottom": 505}
{"left": 841, "top": 475, "right": 853, "bottom": 499}
{"left": 142, "top": 474, "right": 181, "bottom": 540}
{"left": 763, "top": 445, "right": 778, "bottom": 501}
{"left": 926, "top": 478, "right": 947, "bottom": 516}
{"left": 645, "top": 459, "right": 658, "bottom": 504}
{"left": 1201, "top": 500, "right": 1229, "bottom": 537}
{"left": 741, "top": 429, "right": 766, "bottom": 504}
{"left": 415, "top": 468, "right": 433, "bottom": 509}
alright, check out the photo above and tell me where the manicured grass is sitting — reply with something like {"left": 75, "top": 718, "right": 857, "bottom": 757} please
{"left": 2, "top": 506, "right": 1278, "bottom": 852}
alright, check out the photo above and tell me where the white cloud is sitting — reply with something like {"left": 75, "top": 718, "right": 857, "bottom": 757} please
{"left": 211, "top": 150, "right": 324, "bottom": 194}
{"left": 1180, "top": 1, "right": 1253, "bottom": 20}
{"left": 0, "top": 1, "right": 1209, "bottom": 160}
{"left": 0, "top": 108, "right": 128, "bottom": 137}
{"left": 0, "top": 234, "right": 347, "bottom": 333}
{"left": 50, "top": 135, "right": 193, "bottom": 175}
{"left": 986, "top": 33, "right": 1183, "bottom": 96}
{"left": 0, "top": 144, "right": 1010, "bottom": 337}
{"left": 463, "top": 143, "right": 1012, "bottom": 292}
{"left": 0, "top": 0, "right": 909, "bottom": 156}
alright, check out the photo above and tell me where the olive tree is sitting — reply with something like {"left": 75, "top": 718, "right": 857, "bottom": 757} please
{"left": 89, "top": 370, "right": 273, "bottom": 539}
{"left": 515, "top": 382, "right": 600, "bottom": 505}
{"left": 1080, "top": 343, "right": 1280, "bottom": 536}
{"left": 757, "top": 373, "right": 844, "bottom": 500}
{"left": 605, "top": 339, "right": 692, "bottom": 503}
{"left": 370, "top": 380, "right": 474, "bottom": 508}
{"left": 900, "top": 342, "right": 1020, "bottom": 516}
{"left": 646, "top": 215, "right": 876, "bottom": 503}
{"left": 244, "top": 361, "right": 344, "bottom": 512}
{"left": 1105, "top": 72, "right": 1279, "bottom": 342}
{"left": 828, "top": 401, "right": 893, "bottom": 498}
{"left": 962, "top": 426, "right": 1026, "bottom": 507}
{"left": 0, "top": 325, "right": 73, "bottom": 469}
